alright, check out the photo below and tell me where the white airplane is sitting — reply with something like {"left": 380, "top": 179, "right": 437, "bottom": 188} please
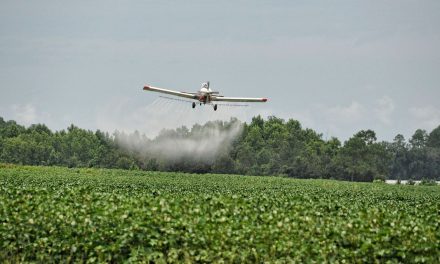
{"left": 143, "top": 81, "right": 268, "bottom": 111}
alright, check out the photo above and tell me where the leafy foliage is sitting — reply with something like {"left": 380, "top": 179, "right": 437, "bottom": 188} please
{"left": 0, "top": 117, "right": 137, "bottom": 169}
{"left": 1, "top": 116, "right": 440, "bottom": 181}
{"left": 1, "top": 165, "right": 439, "bottom": 262}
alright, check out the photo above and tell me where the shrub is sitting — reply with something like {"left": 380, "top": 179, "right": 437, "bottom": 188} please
{"left": 406, "top": 179, "right": 416, "bottom": 185}
{"left": 373, "top": 179, "right": 385, "bottom": 184}
{"left": 419, "top": 178, "right": 438, "bottom": 186}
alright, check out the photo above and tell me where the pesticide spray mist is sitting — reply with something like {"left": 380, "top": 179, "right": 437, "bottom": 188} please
{"left": 107, "top": 97, "right": 249, "bottom": 169}
{"left": 115, "top": 120, "right": 243, "bottom": 165}
{"left": 149, "top": 121, "right": 243, "bottom": 162}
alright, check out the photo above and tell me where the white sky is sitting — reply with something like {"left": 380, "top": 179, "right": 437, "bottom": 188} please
{"left": 1, "top": 1, "right": 439, "bottom": 141}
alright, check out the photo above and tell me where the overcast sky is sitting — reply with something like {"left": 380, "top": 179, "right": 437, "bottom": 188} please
{"left": 1, "top": 1, "right": 439, "bottom": 141}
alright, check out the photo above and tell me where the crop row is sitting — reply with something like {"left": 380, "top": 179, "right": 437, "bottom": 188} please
{"left": 1, "top": 165, "right": 439, "bottom": 262}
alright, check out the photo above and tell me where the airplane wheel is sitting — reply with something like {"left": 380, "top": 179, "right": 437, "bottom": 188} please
{"left": 214, "top": 104, "right": 218, "bottom": 111}
{"left": 192, "top": 102, "right": 196, "bottom": 108}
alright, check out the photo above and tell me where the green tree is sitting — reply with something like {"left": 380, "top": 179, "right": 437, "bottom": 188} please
{"left": 409, "top": 129, "right": 428, "bottom": 149}
{"left": 427, "top": 125, "right": 440, "bottom": 148}
{"left": 387, "top": 134, "right": 409, "bottom": 180}
{"left": 335, "top": 130, "right": 388, "bottom": 182}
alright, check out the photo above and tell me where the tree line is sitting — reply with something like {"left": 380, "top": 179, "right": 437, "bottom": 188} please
{"left": 1, "top": 116, "right": 439, "bottom": 182}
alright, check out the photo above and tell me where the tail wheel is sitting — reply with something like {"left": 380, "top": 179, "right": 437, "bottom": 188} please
{"left": 192, "top": 102, "right": 196, "bottom": 108}
{"left": 214, "top": 104, "right": 218, "bottom": 111}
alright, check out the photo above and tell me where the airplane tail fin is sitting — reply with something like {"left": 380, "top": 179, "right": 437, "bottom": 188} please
{"left": 201, "top": 81, "right": 210, "bottom": 89}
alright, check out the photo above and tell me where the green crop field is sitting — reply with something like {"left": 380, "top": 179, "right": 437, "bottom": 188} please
{"left": 1, "top": 164, "right": 439, "bottom": 263}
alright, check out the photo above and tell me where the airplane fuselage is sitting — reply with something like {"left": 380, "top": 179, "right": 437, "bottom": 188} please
{"left": 197, "top": 87, "right": 211, "bottom": 104}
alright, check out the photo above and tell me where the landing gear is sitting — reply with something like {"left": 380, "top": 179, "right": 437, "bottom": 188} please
{"left": 192, "top": 102, "right": 196, "bottom": 108}
{"left": 214, "top": 104, "right": 218, "bottom": 111}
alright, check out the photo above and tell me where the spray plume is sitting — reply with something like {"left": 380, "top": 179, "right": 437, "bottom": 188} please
{"left": 114, "top": 118, "right": 243, "bottom": 168}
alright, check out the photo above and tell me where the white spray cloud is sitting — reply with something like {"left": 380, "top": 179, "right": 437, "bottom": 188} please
{"left": 115, "top": 120, "right": 243, "bottom": 164}
{"left": 96, "top": 97, "right": 250, "bottom": 164}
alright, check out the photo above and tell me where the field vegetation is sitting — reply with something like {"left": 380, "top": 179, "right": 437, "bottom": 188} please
{"left": 1, "top": 165, "right": 439, "bottom": 262}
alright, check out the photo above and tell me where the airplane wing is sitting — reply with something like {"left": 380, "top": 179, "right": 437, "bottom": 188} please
{"left": 212, "top": 96, "right": 268, "bottom": 103}
{"left": 143, "top": 85, "right": 197, "bottom": 100}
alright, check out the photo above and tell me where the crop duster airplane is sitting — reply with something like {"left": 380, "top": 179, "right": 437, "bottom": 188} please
{"left": 143, "top": 82, "right": 268, "bottom": 111}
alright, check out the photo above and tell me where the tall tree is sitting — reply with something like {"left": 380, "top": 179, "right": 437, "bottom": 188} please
{"left": 427, "top": 125, "right": 440, "bottom": 148}
{"left": 387, "top": 134, "right": 409, "bottom": 179}
{"left": 335, "top": 130, "right": 388, "bottom": 182}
